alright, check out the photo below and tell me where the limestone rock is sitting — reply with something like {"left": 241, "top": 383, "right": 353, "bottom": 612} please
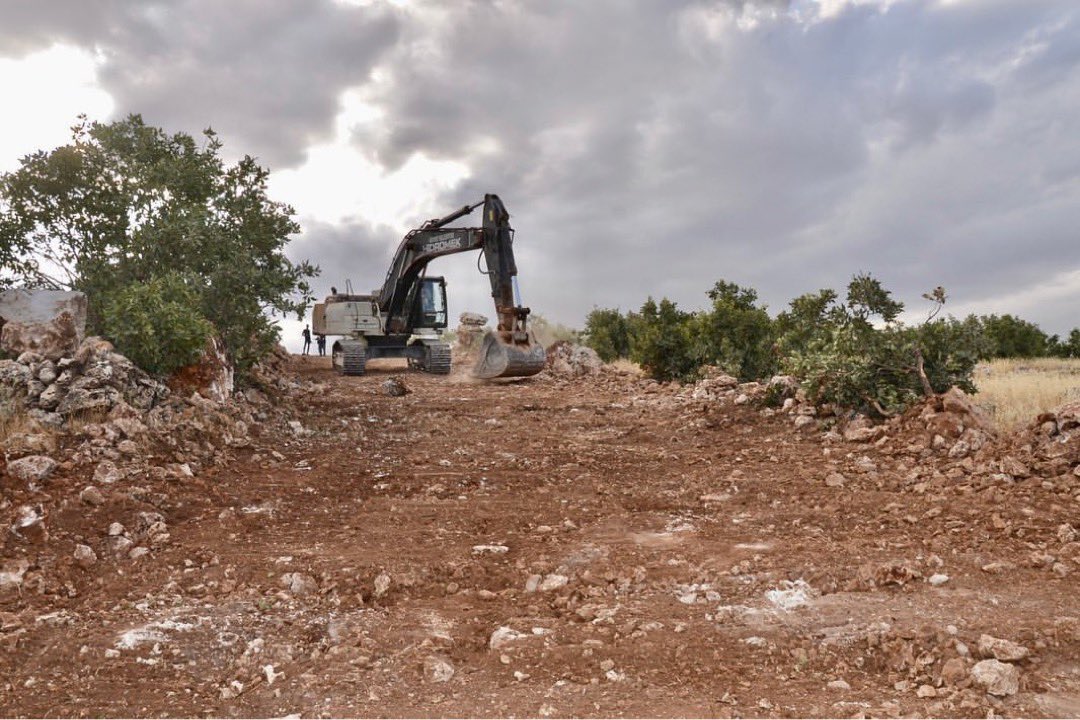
{"left": 978, "top": 634, "right": 1029, "bottom": 662}
{"left": 0, "top": 290, "right": 87, "bottom": 360}
{"left": 93, "top": 461, "right": 123, "bottom": 485}
{"left": 74, "top": 544, "right": 98, "bottom": 568}
{"left": 489, "top": 626, "right": 527, "bottom": 650}
{"left": 538, "top": 573, "right": 569, "bottom": 592}
{"left": 280, "top": 572, "right": 319, "bottom": 597}
{"left": 168, "top": 337, "right": 234, "bottom": 402}
{"left": 546, "top": 342, "right": 603, "bottom": 376}
{"left": 382, "top": 376, "right": 410, "bottom": 397}
{"left": 7, "top": 455, "right": 58, "bottom": 483}
{"left": 79, "top": 486, "right": 105, "bottom": 506}
{"left": 971, "top": 659, "right": 1020, "bottom": 696}
{"left": 423, "top": 655, "right": 455, "bottom": 683}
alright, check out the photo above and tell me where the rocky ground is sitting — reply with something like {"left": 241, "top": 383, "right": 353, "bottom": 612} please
{"left": 1, "top": 352, "right": 1078, "bottom": 718}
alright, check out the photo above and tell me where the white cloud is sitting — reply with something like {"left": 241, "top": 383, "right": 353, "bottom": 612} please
{"left": 0, "top": 44, "right": 113, "bottom": 172}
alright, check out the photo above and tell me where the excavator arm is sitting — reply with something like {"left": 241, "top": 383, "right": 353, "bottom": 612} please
{"left": 375, "top": 193, "right": 545, "bottom": 378}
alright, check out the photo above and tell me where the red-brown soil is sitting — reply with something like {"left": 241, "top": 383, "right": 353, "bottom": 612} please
{"left": 1, "top": 356, "right": 1077, "bottom": 718}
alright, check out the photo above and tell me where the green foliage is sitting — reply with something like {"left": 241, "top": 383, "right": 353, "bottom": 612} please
{"left": 628, "top": 298, "right": 697, "bottom": 382}
{"left": 781, "top": 279, "right": 985, "bottom": 415}
{"left": 100, "top": 274, "right": 213, "bottom": 375}
{"left": 1062, "top": 329, "right": 1080, "bottom": 358}
{"left": 979, "top": 314, "right": 1050, "bottom": 358}
{"left": 688, "top": 280, "right": 777, "bottom": 380}
{"left": 0, "top": 114, "right": 318, "bottom": 376}
{"left": 583, "top": 307, "right": 631, "bottom": 362}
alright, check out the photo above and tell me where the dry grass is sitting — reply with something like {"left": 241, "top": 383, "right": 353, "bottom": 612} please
{"left": 606, "top": 358, "right": 644, "bottom": 376}
{"left": 0, "top": 404, "right": 35, "bottom": 445}
{"left": 973, "top": 357, "right": 1080, "bottom": 430}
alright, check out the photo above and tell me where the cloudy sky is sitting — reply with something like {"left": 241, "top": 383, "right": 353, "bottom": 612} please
{"left": 2, "top": 0, "right": 1078, "bottom": 347}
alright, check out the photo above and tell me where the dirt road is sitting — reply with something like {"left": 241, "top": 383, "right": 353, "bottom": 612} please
{"left": 2, "top": 357, "right": 1077, "bottom": 717}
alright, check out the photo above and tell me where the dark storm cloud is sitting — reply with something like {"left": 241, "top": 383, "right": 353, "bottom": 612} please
{"left": 5, "top": 0, "right": 1079, "bottom": 333}
{"left": 0, "top": 0, "right": 400, "bottom": 168}
{"left": 288, "top": 219, "right": 401, "bottom": 300}
{"left": 346, "top": 0, "right": 1080, "bottom": 333}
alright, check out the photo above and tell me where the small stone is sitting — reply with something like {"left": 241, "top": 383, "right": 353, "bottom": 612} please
{"left": 793, "top": 415, "right": 816, "bottom": 430}
{"left": 423, "top": 655, "right": 454, "bottom": 683}
{"left": 538, "top": 573, "right": 569, "bottom": 592}
{"left": 373, "top": 572, "right": 391, "bottom": 598}
{"left": 981, "top": 561, "right": 1016, "bottom": 574}
{"left": 107, "top": 522, "right": 125, "bottom": 537}
{"left": 853, "top": 456, "right": 877, "bottom": 474}
{"left": 7, "top": 455, "right": 58, "bottom": 483}
{"left": 128, "top": 546, "right": 150, "bottom": 560}
{"left": 280, "top": 572, "right": 319, "bottom": 597}
{"left": 828, "top": 679, "right": 851, "bottom": 691}
{"left": 10, "top": 506, "right": 47, "bottom": 544}
{"left": 109, "top": 536, "right": 133, "bottom": 557}
{"left": 970, "top": 659, "right": 1020, "bottom": 697}
{"left": 941, "top": 657, "right": 968, "bottom": 686}
{"left": 524, "top": 574, "right": 542, "bottom": 593}
{"left": 79, "top": 486, "right": 105, "bottom": 506}
{"left": 928, "top": 573, "right": 950, "bottom": 586}
{"left": 824, "top": 472, "right": 846, "bottom": 488}
{"left": 978, "top": 634, "right": 1029, "bottom": 662}
{"left": 489, "top": 626, "right": 526, "bottom": 651}
{"left": 916, "top": 684, "right": 937, "bottom": 698}
{"left": 599, "top": 659, "right": 615, "bottom": 672}
{"left": 93, "top": 461, "right": 122, "bottom": 485}
{"left": 1052, "top": 562, "right": 1071, "bottom": 577}
{"left": 382, "top": 377, "right": 409, "bottom": 397}
{"left": 472, "top": 544, "right": 509, "bottom": 555}
{"left": 73, "top": 544, "right": 97, "bottom": 568}
{"left": 1058, "top": 524, "right": 1077, "bottom": 544}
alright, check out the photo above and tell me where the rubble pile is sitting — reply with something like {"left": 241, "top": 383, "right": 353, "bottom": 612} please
{"left": 544, "top": 341, "right": 603, "bottom": 376}
{"left": 1008, "top": 400, "right": 1080, "bottom": 481}
{"left": 1, "top": 335, "right": 315, "bottom": 584}
{"left": 1, "top": 337, "right": 169, "bottom": 425}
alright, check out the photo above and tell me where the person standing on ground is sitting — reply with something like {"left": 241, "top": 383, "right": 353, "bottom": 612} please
{"left": 302, "top": 325, "right": 312, "bottom": 355}
{"left": 317, "top": 334, "right": 326, "bottom": 357}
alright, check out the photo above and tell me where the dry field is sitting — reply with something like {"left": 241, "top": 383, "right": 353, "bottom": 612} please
{"left": 974, "top": 358, "right": 1080, "bottom": 429}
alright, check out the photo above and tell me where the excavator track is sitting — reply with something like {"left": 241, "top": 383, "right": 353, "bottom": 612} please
{"left": 341, "top": 341, "right": 367, "bottom": 376}
{"left": 423, "top": 342, "right": 452, "bottom": 374}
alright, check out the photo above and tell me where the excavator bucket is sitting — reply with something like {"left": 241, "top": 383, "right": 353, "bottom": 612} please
{"left": 472, "top": 330, "right": 546, "bottom": 379}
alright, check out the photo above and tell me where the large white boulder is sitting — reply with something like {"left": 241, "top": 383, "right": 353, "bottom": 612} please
{"left": 0, "top": 290, "right": 87, "bottom": 360}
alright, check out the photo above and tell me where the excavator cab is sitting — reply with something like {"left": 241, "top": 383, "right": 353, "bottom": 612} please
{"left": 410, "top": 276, "right": 448, "bottom": 329}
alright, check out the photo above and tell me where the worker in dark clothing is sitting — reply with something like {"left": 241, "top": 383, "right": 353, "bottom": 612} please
{"left": 317, "top": 334, "right": 326, "bottom": 357}
{"left": 302, "top": 325, "right": 312, "bottom": 355}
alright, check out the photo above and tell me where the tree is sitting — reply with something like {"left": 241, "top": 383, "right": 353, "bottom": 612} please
{"left": 782, "top": 277, "right": 983, "bottom": 416}
{"left": 629, "top": 297, "right": 696, "bottom": 382}
{"left": 583, "top": 307, "right": 631, "bottom": 362}
{"left": 688, "top": 280, "right": 776, "bottom": 380}
{"left": 979, "top": 314, "right": 1049, "bottom": 358}
{"left": 0, "top": 115, "right": 317, "bottom": 375}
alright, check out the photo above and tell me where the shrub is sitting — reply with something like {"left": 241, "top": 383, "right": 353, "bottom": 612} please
{"left": 628, "top": 298, "right": 697, "bottom": 382}
{"left": 100, "top": 274, "right": 213, "bottom": 376}
{"left": 583, "top": 308, "right": 631, "bottom": 362}
{"left": 688, "top": 280, "right": 777, "bottom": 381}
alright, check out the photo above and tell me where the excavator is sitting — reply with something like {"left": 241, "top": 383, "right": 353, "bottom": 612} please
{"left": 311, "top": 193, "right": 546, "bottom": 379}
